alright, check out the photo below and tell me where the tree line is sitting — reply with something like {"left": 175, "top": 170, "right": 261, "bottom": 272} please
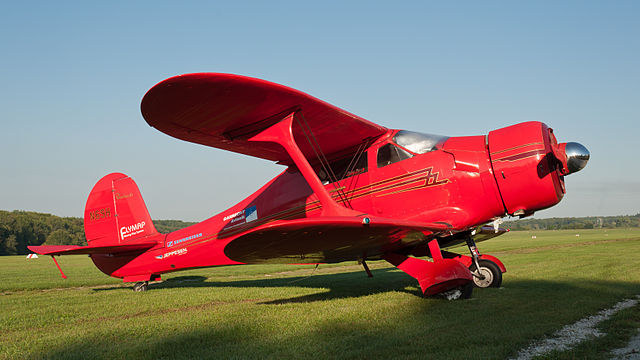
{"left": 1, "top": 210, "right": 638, "bottom": 255}
{"left": 502, "top": 214, "right": 640, "bottom": 231}
{"left": 0, "top": 210, "right": 195, "bottom": 256}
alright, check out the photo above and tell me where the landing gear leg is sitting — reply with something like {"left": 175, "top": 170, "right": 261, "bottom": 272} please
{"left": 465, "top": 237, "right": 484, "bottom": 280}
{"left": 133, "top": 281, "right": 148, "bottom": 292}
{"left": 465, "top": 238, "right": 502, "bottom": 288}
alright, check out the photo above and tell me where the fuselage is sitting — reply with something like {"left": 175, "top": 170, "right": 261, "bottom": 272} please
{"left": 95, "top": 121, "right": 569, "bottom": 280}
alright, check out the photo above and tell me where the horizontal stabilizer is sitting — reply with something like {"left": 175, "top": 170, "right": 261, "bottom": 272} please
{"left": 28, "top": 242, "right": 157, "bottom": 256}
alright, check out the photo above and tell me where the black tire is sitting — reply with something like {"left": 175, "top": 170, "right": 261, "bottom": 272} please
{"left": 430, "top": 281, "right": 474, "bottom": 300}
{"left": 469, "top": 259, "right": 502, "bottom": 288}
{"left": 133, "top": 281, "right": 148, "bottom": 292}
{"left": 460, "top": 281, "right": 474, "bottom": 299}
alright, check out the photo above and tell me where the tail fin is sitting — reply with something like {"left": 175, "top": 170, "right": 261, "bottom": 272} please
{"left": 84, "top": 173, "right": 159, "bottom": 246}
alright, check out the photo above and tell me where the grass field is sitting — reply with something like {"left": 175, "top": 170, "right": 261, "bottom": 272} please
{"left": 1, "top": 229, "right": 639, "bottom": 359}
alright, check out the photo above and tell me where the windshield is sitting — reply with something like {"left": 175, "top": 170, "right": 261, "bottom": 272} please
{"left": 393, "top": 130, "right": 448, "bottom": 154}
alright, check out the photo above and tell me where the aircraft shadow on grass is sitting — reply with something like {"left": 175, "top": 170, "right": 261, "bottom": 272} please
{"left": 94, "top": 267, "right": 421, "bottom": 303}
{"left": 45, "top": 279, "right": 640, "bottom": 360}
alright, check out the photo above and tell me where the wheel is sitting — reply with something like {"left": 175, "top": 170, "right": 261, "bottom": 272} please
{"left": 132, "top": 281, "right": 148, "bottom": 292}
{"left": 460, "top": 281, "right": 473, "bottom": 299}
{"left": 469, "top": 259, "right": 502, "bottom": 288}
{"left": 438, "top": 281, "right": 474, "bottom": 300}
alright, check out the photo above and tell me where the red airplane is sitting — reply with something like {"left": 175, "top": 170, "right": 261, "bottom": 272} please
{"left": 29, "top": 73, "right": 590, "bottom": 299}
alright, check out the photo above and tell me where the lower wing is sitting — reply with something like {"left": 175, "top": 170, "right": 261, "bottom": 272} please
{"left": 223, "top": 216, "right": 450, "bottom": 263}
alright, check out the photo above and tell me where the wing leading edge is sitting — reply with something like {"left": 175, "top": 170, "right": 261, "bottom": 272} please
{"left": 223, "top": 216, "right": 451, "bottom": 263}
{"left": 141, "top": 73, "right": 388, "bottom": 164}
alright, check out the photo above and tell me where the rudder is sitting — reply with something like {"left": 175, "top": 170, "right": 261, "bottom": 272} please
{"left": 84, "top": 173, "right": 159, "bottom": 247}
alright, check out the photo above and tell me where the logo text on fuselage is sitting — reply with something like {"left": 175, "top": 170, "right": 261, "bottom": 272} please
{"left": 167, "top": 233, "right": 202, "bottom": 247}
{"left": 120, "top": 221, "right": 146, "bottom": 240}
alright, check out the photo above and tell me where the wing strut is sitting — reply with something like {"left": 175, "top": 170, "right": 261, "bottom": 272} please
{"left": 51, "top": 256, "right": 67, "bottom": 279}
{"left": 249, "top": 112, "right": 362, "bottom": 217}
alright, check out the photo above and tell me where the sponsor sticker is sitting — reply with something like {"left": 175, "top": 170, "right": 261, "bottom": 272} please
{"left": 120, "top": 221, "right": 146, "bottom": 240}
{"left": 223, "top": 206, "right": 258, "bottom": 227}
{"left": 245, "top": 206, "right": 258, "bottom": 222}
{"left": 156, "top": 247, "right": 187, "bottom": 260}
{"left": 166, "top": 233, "right": 202, "bottom": 248}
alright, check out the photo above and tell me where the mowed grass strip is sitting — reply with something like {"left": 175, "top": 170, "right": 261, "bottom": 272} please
{"left": 1, "top": 229, "right": 639, "bottom": 359}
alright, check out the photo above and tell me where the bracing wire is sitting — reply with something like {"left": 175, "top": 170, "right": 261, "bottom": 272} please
{"left": 294, "top": 112, "right": 350, "bottom": 207}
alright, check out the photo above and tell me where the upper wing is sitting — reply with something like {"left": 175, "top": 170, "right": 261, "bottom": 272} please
{"left": 222, "top": 216, "right": 450, "bottom": 263}
{"left": 141, "top": 73, "right": 388, "bottom": 164}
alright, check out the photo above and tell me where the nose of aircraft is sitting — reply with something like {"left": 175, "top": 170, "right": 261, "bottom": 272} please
{"left": 564, "top": 142, "right": 590, "bottom": 174}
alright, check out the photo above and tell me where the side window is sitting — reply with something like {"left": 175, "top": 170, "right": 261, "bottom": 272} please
{"left": 317, "top": 153, "right": 368, "bottom": 184}
{"left": 377, "top": 143, "right": 413, "bottom": 168}
{"left": 343, "top": 154, "right": 368, "bottom": 178}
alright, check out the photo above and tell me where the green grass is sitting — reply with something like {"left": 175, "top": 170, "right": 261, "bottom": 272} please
{"left": 1, "top": 229, "right": 639, "bottom": 359}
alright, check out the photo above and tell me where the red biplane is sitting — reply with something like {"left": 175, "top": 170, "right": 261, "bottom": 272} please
{"left": 29, "top": 73, "right": 590, "bottom": 299}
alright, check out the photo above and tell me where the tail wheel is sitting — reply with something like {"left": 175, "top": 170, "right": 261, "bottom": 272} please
{"left": 469, "top": 259, "right": 502, "bottom": 288}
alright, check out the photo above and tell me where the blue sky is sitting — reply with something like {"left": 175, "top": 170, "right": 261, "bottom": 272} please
{"left": 1, "top": 1, "right": 638, "bottom": 221}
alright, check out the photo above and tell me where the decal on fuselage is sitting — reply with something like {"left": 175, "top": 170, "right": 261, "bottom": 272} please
{"left": 166, "top": 233, "right": 203, "bottom": 247}
{"left": 223, "top": 205, "right": 258, "bottom": 228}
{"left": 375, "top": 167, "right": 449, "bottom": 197}
{"left": 120, "top": 221, "right": 146, "bottom": 240}
{"left": 156, "top": 247, "right": 187, "bottom": 260}
{"left": 424, "top": 167, "right": 449, "bottom": 186}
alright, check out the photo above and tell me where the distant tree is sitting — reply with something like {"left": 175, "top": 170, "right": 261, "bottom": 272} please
{"left": 45, "top": 229, "right": 71, "bottom": 245}
{"left": 4, "top": 234, "right": 18, "bottom": 255}
{"left": 154, "top": 220, "right": 197, "bottom": 234}
{"left": 503, "top": 214, "right": 640, "bottom": 231}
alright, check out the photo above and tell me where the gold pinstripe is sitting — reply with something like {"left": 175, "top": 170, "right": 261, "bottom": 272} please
{"left": 490, "top": 142, "right": 544, "bottom": 156}
{"left": 169, "top": 167, "right": 451, "bottom": 249}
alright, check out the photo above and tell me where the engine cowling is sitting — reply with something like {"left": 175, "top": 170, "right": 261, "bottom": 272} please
{"left": 487, "top": 121, "right": 589, "bottom": 216}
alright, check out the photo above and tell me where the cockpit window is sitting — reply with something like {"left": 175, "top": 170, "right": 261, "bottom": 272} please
{"left": 377, "top": 143, "right": 413, "bottom": 168}
{"left": 393, "top": 130, "right": 448, "bottom": 154}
